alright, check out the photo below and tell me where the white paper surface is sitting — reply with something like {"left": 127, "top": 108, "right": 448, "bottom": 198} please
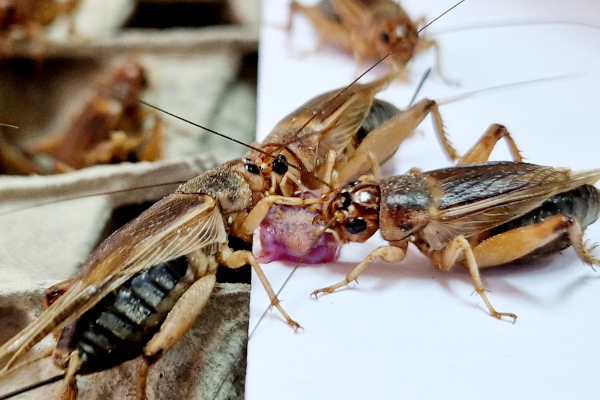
{"left": 248, "top": 1, "right": 600, "bottom": 399}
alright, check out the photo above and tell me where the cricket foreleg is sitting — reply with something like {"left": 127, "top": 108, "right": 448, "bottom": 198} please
{"left": 458, "top": 124, "right": 523, "bottom": 165}
{"left": 434, "top": 235, "right": 517, "bottom": 322}
{"left": 312, "top": 242, "right": 408, "bottom": 297}
{"left": 240, "top": 195, "right": 319, "bottom": 235}
{"left": 416, "top": 38, "right": 457, "bottom": 86}
{"left": 221, "top": 248, "right": 301, "bottom": 330}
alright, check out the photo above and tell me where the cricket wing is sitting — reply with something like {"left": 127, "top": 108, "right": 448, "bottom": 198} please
{"left": 263, "top": 76, "right": 391, "bottom": 170}
{"left": 427, "top": 162, "right": 600, "bottom": 236}
{"left": 0, "top": 193, "right": 227, "bottom": 372}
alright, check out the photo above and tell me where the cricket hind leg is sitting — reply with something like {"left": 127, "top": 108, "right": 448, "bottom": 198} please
{"left": 334, "top": 99, "right": 459, "bottom": 185}
{"left": 56, "top": 352, "right": 80, "bottom": 400}
{"left": 458, "top": 124, "right": 523, "bottom": 165}
{"left": 473, "top": 214, "right": 600, "bottom": 269}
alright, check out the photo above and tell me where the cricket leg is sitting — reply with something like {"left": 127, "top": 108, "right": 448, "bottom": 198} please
{"left": 458, "top": 124, "right": 523, "bottom": 165}
{"left": 240, "top": 195, "right": 319, "bottom": 235}
{"left": 472, "top": 214, "right": 600, "bottom": 269}
{"left": 57, "top": 352, "right": 80, "bottom": 400}
{"left": 335, "top": 99, "right": 459, "bottom": 184}
{"left": 139, "top": 273, "right": 217, "bottom": 400}
{"left": 433, "top": 235, "right": 517, "bottom": 322}
{"left": 312, "top": 241, "right": 408, "bottom": 297}
{"left": 220, "top": 247, "right": 301, "bottom": 330}
{"left": 416, "top": 38, "right": 458, "bottom": 86}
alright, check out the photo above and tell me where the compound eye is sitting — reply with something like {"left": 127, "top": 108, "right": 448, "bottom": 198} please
{"left": 380, "top": 31, "right": 391, "bottom": 44}
{"left": 245, "top": 163, "right": 260, "bottom": 175}
{"left": 340, "top": 192, "right": 352, "bottom": 209}
{"left": 273, "top": 154, "right": 288, "bottom": 175}
{"left": 345, "top": 218, "right": 367, "bottom": 234}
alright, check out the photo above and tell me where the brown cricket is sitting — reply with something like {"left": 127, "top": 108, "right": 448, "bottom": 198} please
{"left": 0, "top": 71, "right": 437, "bottom": 399}
{"left": 0, "top": 0, "right": 79, "bottom": 57}
{"left": 288, "top": 0, "right": 450, "bottom": 81}
{"left": 306, "top": 125, "right": 600, "bottom": 322}
{"left": 26, "top": 61, "right": 164, "bottom": 174}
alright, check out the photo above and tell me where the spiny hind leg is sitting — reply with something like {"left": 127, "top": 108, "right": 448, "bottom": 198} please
{"left": 312, "top": 242, "right": 408, "bottom": 297}
{"left": 562, "top": 216, "right": 600, "bottom": 268}
{"left": 458, "top": 124, "right": 523, "bottom": 165}
{"left": 221, "top": 247, "right": 302, "bottom": 330}
{"left": 471, "top": 214, "right": 589, "bottom": 268}
{"left": 434, "top": 235, "right": 517, "bottom": 322}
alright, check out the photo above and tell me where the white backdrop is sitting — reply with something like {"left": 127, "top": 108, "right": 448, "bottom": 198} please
{"left": 247, "top": 1, "right": 600, "bottom": 399}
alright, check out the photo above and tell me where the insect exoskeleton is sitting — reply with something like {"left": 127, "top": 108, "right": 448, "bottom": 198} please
{"left": 26, "top": 60, "right": 163, "bottom": 174}
{"left": 0, "top": 0, "right": 80, "bottom": 57}
{"left": 0, "top": 156, "right": 309, "bottom": 400}
{"left": 288, "top": 0, "right": 447, "bottom": 80}
{"left": 310, "top": 128, "right": 600, "bottom": 322}
{"left": 0, "top": 66, "right": 426, "bottom": 400}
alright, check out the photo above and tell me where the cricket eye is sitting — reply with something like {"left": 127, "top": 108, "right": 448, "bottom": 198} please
{"left": 340, "top": 192, "right": 352, "bottom": 209}
{"left": 345, "top": 218, "right": 367, "bottom": 234}
{"left": 380, "top": 31, "right": 391, "bottom": 44}
{"left": 245, "top": 163, "right": 260, "bottom": 175}
{"left": 273, "top": 155, "right": 288, "bottom": 175}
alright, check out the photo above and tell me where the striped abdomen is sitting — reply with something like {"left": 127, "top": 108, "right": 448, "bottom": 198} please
{"left": 490, "top": 185, "right": 600, "bottom": 263}
{"left": 56, "top": 257, "right": 193, "bottom": 373}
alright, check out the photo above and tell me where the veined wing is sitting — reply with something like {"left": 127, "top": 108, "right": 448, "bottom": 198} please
{"left": 0, "top": 193, "right": 227, "bottom": 372}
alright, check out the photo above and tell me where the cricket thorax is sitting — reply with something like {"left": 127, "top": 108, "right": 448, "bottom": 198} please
{"left": 379, "top": 174, "right": 430, "bottom": 242}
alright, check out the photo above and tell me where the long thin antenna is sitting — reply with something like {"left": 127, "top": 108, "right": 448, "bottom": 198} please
{"left": 138, "top": 100, "right": 271, "bottom": 157}
{"left": 431, "top": 19, "right": 600, "bottom": 35}
{"left": 408, "top": 68, "right": 432, "bottom": 107}
{"left": 0, "top": 180, "right": 187, "bottom": 217}
{"left": 137, "top": 100, "right": 311, "bottom": 176}
{"left": 417, "top": 0, "right": 466, "bottom": 33}
{"left": 437, "top": 72, "right": 583, "bottom": 106}
{"left": 0, "top": 374, "right": 64, "bottom": 400}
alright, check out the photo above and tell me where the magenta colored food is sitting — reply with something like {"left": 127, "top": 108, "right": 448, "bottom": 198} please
{"left": 259, "top": 203, "right": 340, "bottom": 264}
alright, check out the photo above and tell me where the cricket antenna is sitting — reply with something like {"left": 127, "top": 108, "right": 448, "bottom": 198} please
{"left": 0, "top": 373, "right": 64, "bottom": 400}
{"left": 408, "top": 67, "right": 432, "bottom": 107}
{"left": 436, "top": 72, "right": 584, "bottom": 106}
{"left": 138, "top": 100, "right": 272, "bottom": 158}
{"left": 417, "top": 0, "right": 466, "bottom": 34}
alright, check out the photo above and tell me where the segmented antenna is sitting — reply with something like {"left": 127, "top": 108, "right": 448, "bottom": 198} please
{"left": 0, "top": 374, "right": 64, "bottom": 400}
{"left": 408, "top": 67, "right": 432, "bottom": 107}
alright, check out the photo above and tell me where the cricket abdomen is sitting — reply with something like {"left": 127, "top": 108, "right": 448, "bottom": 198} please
{"left": 490, "top": 185, "right": 600, "bottom": 263}
{"left": 56, "top": 257, "right": 194, "bottom": 373}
